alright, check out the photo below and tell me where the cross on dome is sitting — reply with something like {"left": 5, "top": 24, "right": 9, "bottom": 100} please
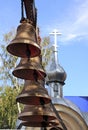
{"left": 49, "top": 29, "right": 61, "bottom": 65}
{"left": 49, "top": 29, "right": 61, "bottom": 52}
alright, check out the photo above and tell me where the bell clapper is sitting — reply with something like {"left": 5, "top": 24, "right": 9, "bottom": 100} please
{"left": 40, "top": 97, "right": 45, "bottom": 107}
{"left": 26, "top": 44, "right": 31, "bottom": 58}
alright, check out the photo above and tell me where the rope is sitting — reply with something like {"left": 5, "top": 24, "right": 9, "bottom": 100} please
{"left": 20, "top": 0, "right": 25, "bottom": 22}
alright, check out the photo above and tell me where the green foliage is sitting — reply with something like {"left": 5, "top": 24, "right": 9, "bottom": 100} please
{"left": 0, "top": 86, "right": 19, "bottom": 129}
{"left": 41, "top": 36, "right": 53, "bottom": 69}
{"left": 0, "top": 29, "right": 18, "bottom": 86}
{"left": 0, "top": 29, "right": 23, "bottom": 129}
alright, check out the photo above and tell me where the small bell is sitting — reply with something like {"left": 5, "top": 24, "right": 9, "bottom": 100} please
{"left": 18, "top": 104, "right": 57, "bottom": 122}
{"left": 13, "top": 56, "right": 46, "bottom": 80}
{"left": 16, "top": 80, "right": 51, "bottom": 105}
{"left": 7, "top": 22, "right": 41, "bottom": 58}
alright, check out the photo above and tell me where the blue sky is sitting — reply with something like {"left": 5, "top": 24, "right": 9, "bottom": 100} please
{"left": 0, "top": 0, "right": 88, "bottom": 96}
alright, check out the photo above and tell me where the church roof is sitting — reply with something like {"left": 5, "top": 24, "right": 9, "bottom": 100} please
{"left": 52, "top": 97, "right": 83, "bottom": 117}
{"left": 65, "top": 96, "right": 88, "bottom": 125}
{"left": 65, "top": 96, "right": 88, "bottom": 112}
{"left": 54, "top": 104, "right": 88, "bottom": 130}
{"left": 82, "top": 112, "right": 88, "bottom": 125}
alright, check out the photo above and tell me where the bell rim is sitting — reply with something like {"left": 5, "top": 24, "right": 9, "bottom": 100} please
{"left": 16, "top": 93, "right": 51, "bottom": 105}
{"left": 12, "top": 68, "right": 46, "bottom": 80}
{"left": 18, "top": 112, "right": 56, "bottom": 121}
{"left": 20, "top": 121, "right": 58, "bottom": 127}
{"left": 7, "top": 39, "right": 41, "bottom": 58}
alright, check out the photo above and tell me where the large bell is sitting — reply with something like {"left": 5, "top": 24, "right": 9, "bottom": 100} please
{"left": 20, "top": 120, "right": 59, "bottom": 127}
{"left": 7, "top": 22, "right": 41, "bottom": 58}
{"left": 16, "top": 80, "right": 51, "bottom": 105}
{"left": 12, "top": 56, "right": 46, "bottom": 80}
{"left": 18, "top": 104, "right": 57, "bottom": 122}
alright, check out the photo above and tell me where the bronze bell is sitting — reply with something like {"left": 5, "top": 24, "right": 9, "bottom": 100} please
{"left": 20, "top": 120, "right": 59, "bottom": 127}
{"left": 18, "top": 104, "right": 57, "bottom": 122}
{"left": 7, "top": 22, "right": 41, "bottom": 58}
{"left": 16, "top": 80, "right": 51, "bottom": 105}
{"left": 12, "top": 56, "right": 46, "bottom": 80}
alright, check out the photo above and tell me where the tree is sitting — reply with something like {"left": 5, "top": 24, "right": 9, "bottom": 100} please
{"left": 41, "top": 36, "right": 54, "bottom": 69}
{"left": 0, "top": 29, "right": 20, "bottom": 87}
{"left": 0, "top": 29, "right": 23, "bottom": 129}
{"left": 0, "top": 86, "right": 19, "bottom": 129}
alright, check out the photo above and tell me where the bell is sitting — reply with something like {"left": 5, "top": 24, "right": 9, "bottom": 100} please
{"left": 12, "top": 56, "right": 46, "bottom": 80}
{"left": 20, "top": 120, "right": 58, "bottom": 127}
{"left": 16, "top": 80, "right": 51, "bottom": 105}
{"left": 18, "top": 104, "right": 57, "bottom": 122}
{"left": 7, "top": 22, "right": 41, "bottom": 58}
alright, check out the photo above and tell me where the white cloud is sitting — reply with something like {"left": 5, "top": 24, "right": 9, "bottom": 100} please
{"left": 61, "top": 0, "right": 88, "bottom": 43}
{"left": 61, "top": 34, "right": 77, "bottom": 42}
{"left": 40, "top": 0, "right": 88, "bottom": 45}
